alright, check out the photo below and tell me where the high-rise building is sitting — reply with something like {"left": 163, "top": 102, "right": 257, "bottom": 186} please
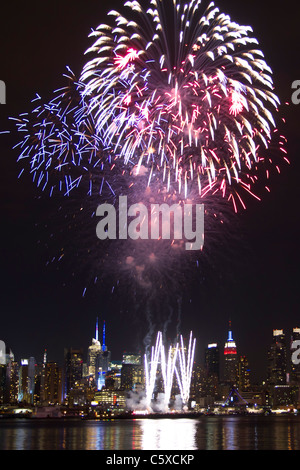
{"left": 205, "top": 343, "right": 220, "bottom": 381}
{"left": 96, "top": 350, "right": 111, "bottom": 388}
{"left": 87, "top": 318, "right": 102, "bottom": 382}
{"left": 0, "top": 364, "right": 5, "bottom": 404}
{"left": 63, "top": 348, "right": 84, "bottom": 401}
{"left": 86, "top": 318, "right": 111, "bottom": 390}
{"left": 28, "top": 357, "right": 36, "bottom": 404}
{"left": 237, "top": 355, "right": 250, "bottom": 391}
{"left": 43, "top": 362, "right": 63, "bottom": 404}
{"left": 18, "top": 357, "right": 36, "bottom": 404}
{"left": 18, "top": 359, "right": 29, "bottom": 403}
{"left": 0, "top": 344, "right": 16, "bottom": 404}
{"left": 121, "top": 363, "right": 144, "bottom": 390}
{"left": 121, "top": 353, "right": 144, "bottom": 391}
{"left": 267, "top": 329, "right": 287, "bottom": 385}
{"left": 5, "top": 360, "right": 19, "bottom": 404}
{"left": 223, "top": 322, "right": 238, "bottom": 385}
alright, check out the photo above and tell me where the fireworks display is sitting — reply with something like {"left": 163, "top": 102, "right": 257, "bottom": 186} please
{"left": 9, "top": 0, "right": 288, "bottom": 341}
{"left": 12, "top": 0, "right": 287, "bottom": 208}
{"left": 80, "top": 0, "right": 287, "bottom": 208}
{"left": 144, "top": 331, "right": 196, "bottom": 412}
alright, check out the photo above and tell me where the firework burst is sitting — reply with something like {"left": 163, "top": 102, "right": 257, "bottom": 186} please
{"left": 9, "top": 0, "right": 288, "bottom": 308}
{"left": 80, "top": 0, "right": 287, "bottom": 208}
{"left": 12, "top": 0, "right": 287, "bottom": 211}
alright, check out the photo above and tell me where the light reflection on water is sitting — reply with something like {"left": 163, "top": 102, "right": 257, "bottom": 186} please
{"left": 1, "top": 416, "right": 300, "bottom": 450}
{"left": 140, "top": 419, "right": 197, "bottom": 450}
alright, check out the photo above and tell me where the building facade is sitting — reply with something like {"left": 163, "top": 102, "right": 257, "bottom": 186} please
{"left": 223, "top": 322, "right": 238, "bottom": 386}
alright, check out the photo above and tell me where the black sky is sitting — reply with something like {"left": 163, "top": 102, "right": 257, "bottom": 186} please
{"left": 0, "top": 0, "right": 299, "bottom": 383}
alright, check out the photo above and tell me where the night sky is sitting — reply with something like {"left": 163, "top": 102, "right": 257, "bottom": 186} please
{"left": 0, "top": 0, "right": 299, "bottom": 384}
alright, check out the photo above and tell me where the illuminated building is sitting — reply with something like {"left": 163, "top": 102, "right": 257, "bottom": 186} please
{"left": 205, "top": 343, "right": 220, "bottom": 381}
{"left": 96, "top": 349, "right": 111, "bottom": 378}
{"left": 87, "top": 318, "right": 102, "bottom": 383}
{"left": 267, "top": 329, "right": 287, "bottom": 385}
{"left": 0, "top": 364, "right": 5, "bottom": 404}
{"left": 121, "top": 353, "right": 144, "bottom": 391}
{"left": 18, "top": 359, "right": 29, "bottom": 403}
{"left": 96, "top": 320, "right": 111, "bottom": 390}
{"left": 191, "top": 364, "right": 218, "bottom": 403}
{"left": 94, "top": 388, "right": 126, "bottom": 411}
{"left": 43, "top": 362, "right": 63, "bottom": 405}
{"left": 18, "top": 357, "right": 36, "bottom": 404}
{"left": 122, "top": 353, "right": 142, "bottom": 365}
{"left": 223, "top": 322, "right": 238, "bottom": 386}
{"left": 0, "top": 344, "right": 18, "bottom": 404}
{"left": 273, "top": 385, "right": 298, "bottom": 407}
{"left": 86, "top": 319, "right": 111, "bottom": 390}
{"left": 5, "top": 361, "right": 19, "bottom": 404}
{"left": 63, "top": 348, "right": 84, "bottom": 402}
{"left": 28, "top": 357, "right": 36, "bottom": 404}
{"left": 237, "top": 355, "right": 250, "bottom": 391}
{"left": 105, "top": 361, "right": 122, "bottom": 390}
{"left": 121, "top": 363, "right": 144, "bottom": 391}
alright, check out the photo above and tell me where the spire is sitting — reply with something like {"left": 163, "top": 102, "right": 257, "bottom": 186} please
{"left": 95, "top": 317, "right": 99, "bottom": 342}
{"left": 102, "top": 320, "right": 106, "bottom": 351}
{"left": 228, "top": 320, "right": 233, "bottom": 341}
{"left": 224, "top": 319, "right": 237, "bottom": 355}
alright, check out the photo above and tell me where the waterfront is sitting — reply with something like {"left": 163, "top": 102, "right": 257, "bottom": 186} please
{"left": 0, "top": 415, "right": 300, "bottom": 450}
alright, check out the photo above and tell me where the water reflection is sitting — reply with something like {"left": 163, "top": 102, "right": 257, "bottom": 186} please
{"left": 1, "top": 416, "right": 300, "bottom": 450}
{"left": 140, "top": 419, "right": 197, "bottom": 450}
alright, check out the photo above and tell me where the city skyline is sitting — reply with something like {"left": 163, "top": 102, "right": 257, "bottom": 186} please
{"left": 0, "top": 0, "right": 299, "bottom": 396}
{"left": 2, "top": 318, "right": 300, "bottom": 388}
{"left": 2, "top": 317, "right": 300, "bottom": 418}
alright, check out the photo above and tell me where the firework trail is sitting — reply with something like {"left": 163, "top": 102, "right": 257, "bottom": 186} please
{"left": 160, "top": 341, "right": 178, "bottom": 411}
{"left": 144, "top": 330, "right": 163, "bottom": 410}
{"left": 175, "top": 331, "right": 196, "bottom": 407}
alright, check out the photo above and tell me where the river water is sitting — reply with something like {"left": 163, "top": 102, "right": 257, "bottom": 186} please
{"left": 0, "top": 415, "right": 299, "bottom": 450}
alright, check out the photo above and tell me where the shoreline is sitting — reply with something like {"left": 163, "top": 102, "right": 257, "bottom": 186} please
{"left": 1, "top": 410, "right": 298, "bottom": 420}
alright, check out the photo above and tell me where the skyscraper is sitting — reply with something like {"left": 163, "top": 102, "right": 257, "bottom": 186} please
{"left": 223, "top": 322, "right": 238, "bottom": 385}
{"left": 63, "top": 348, "right": 84, "bottom": 401}
{"left": 121, "top": 353, "right": 144, "bottom": 391}
{"left": 5, "top": 360, "right": 19, "bottom": 404}
{"left": 267, "top": 329, "right": 287, "bottom": 385}
{"left": 86, "top": 318, "right": 112, "bottom": 390}
{"left": 205, "top": 343, "right": 220, "bottom": 380}
{"left": 87, "top": 318, "right": 102, "bottom": 384}
{"left": 18, "top": 359, "right": 29, "bottom": 403}
{"left": 237, "top": 355, "right": 250, "bottom": 391}
{"left": 43, "top": 362, "right": 63, "bottom": 405}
